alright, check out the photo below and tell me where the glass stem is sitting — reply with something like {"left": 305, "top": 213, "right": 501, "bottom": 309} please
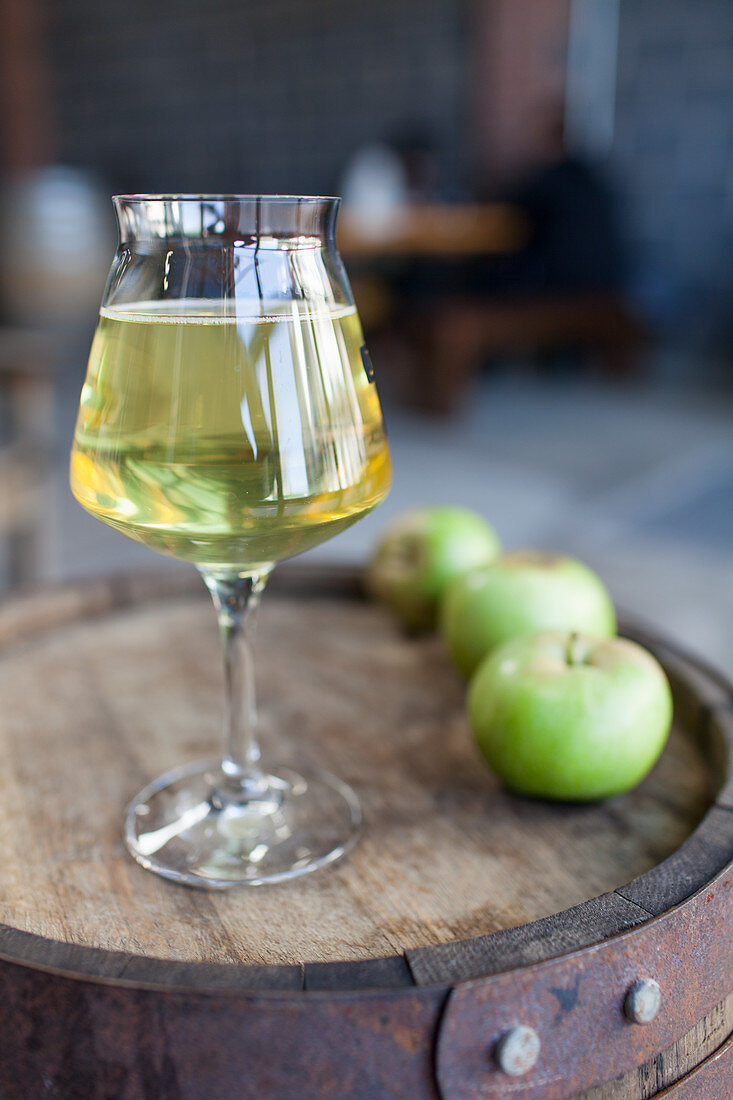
{"left": 201, "top": 568, "right": 272, "bottom": 797}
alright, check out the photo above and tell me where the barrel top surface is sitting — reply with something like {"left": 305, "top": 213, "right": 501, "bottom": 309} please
{"left": 0, "top": 565, "right": 726, "bottom": 985}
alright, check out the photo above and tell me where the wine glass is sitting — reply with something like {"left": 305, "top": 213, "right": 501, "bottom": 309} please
{"left": 70, "top": 195, "right": 392, "bottom": 887}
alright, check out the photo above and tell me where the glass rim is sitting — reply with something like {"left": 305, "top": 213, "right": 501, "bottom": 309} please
{"left": 112, "top": 193, "right": 340, "bottom": 204}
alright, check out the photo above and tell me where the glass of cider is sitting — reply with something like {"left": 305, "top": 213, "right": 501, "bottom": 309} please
{"left": 70, "top": 195, "right": 392, "bottom": 887}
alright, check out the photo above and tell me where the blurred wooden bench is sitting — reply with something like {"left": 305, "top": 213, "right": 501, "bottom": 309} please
{"left": 406, "top": 293, "right": 649, "bottom": 415}
{"left": 0, "top": 330, "right": 53, "bottom": 586}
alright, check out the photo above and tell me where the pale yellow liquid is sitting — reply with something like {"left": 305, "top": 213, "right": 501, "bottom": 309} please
{"left": 71, "top": 300, "right": 391, "bottom": 569}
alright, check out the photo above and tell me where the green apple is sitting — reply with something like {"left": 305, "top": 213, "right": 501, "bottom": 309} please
{"left": 468, "top": 631, "right": 673, "bottom": 801}
{"left": 441, "top": 551, "right": 616, "bottom": 677}
{"left": 365, "top": 506, "right": 501, "bottom": 632}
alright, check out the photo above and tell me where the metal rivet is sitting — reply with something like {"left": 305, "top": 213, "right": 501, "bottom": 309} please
{"left": 494, "top": 1026, "right": 541, "bottom": 1076}
{"left": 624, "top": 978, "right": 662, "bottom": 1024}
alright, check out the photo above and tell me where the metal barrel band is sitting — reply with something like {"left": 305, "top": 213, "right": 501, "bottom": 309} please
{"left": 436, "top": 862, "right": 733, "bottom": 1099}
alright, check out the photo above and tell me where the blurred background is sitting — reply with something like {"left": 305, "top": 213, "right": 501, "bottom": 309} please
{"left": 0, "top": 0, "right": 732, "bottom": 666}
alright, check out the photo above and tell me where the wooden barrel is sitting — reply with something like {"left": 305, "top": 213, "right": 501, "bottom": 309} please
{"left": 0, "top": 564, "right": 730, "bottom": 1099}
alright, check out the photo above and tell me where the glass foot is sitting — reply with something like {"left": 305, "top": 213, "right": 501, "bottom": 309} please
{"left": 124, "top": 759, "right": 362, "bottom": 888}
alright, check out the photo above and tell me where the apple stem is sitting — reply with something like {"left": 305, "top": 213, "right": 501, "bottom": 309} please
{"left": 566, "top": 632, "right": 585, "bottom": 667}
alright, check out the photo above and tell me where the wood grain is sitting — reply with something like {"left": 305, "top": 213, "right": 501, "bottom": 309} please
{"left": 0, "top": 573, "right": 716, "bottom": 973}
